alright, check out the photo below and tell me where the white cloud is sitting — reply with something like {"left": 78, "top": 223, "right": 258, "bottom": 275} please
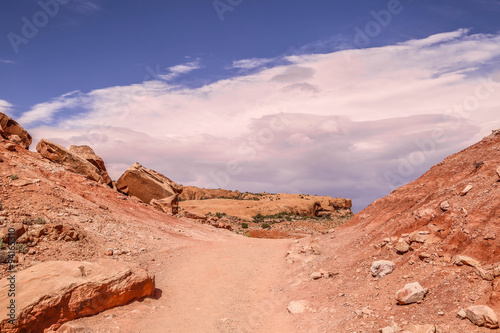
{"left": 229, "top": 58, "right": 273, "bottom": 69}
{"left": 21, "top": 30, "right": 500, "bottom": 211}
{"left": 0, "top": 59, "right": 15, "bottom": 65}
{"left": 157, "top": 60, "right": 201, "bottom": 81}
{"left": 0, "top": 100, "right": 13, "bottom": 113}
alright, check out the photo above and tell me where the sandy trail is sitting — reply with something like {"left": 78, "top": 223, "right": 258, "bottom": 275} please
{"left": 68, "top": 234, "right": 298, "bottom": 333}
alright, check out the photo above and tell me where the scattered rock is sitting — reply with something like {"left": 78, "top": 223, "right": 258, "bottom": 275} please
{"left": 184, "top": 211, "right": 207, "bottom": 220}
{"left": 396, "top": 282, "right": 427, "bottom": 305}
{"left": 453, "top": 255, "right": 480, "bottom": 268}
{"left": 395, "top": 239, "right": 410, "bottom": 254}
{"left": 0, "top": 259, "right": 155, "bottom": 332}
{"left": 379, "top": 327, "right": 395, "bottom": 333}
{"left": 460, "top": 184, "right": 473, "bottom": 196}
{"left": 465, "top": 305, "right": 499, "bottom": 328}
{"left": 371, "top": 260, "right": 395, "bottom": 278}
{"left": 311, "top": 272, "right": 322, "bottom": 280}
{"left": 117, "top": 162, "right": 182, "bottom": 214}
{"left": 439, "top": 201, "right": 450, "bottom": 212}
{"left": 287, "top": 300, "right": 308, "bottom": 314}
{"left": 0, "top": 112, "right": 32, "bottom": 149}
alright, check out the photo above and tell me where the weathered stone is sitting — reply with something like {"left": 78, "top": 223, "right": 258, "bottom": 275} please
{"left": 439, "top": 201, "right": 450, "bottom": 212}
{"left": 457, "top": 308, "right": 467, "bottom": 319}
{"left": 371, "top": 260, "right": 395, "bottom": 278}
{"left": 395, "top": 239, "right": 410, "bottom": 254}
{"left": 460, "top": 184, "right": 473, "bottom": 196}
{"left": 465, "top": 305, "right": 499, "bottom": 328}
{"left": 0, "top": 224, "right": 25, "bottom": 243}
{"left": 396, "top": 282, "right": 427, "bottom": 304}
{"left": 496, "top": 166, "right": 500, "bottom": 180}
{"left": 36, "top": 139, "right": 111, "bottom": 187}
{"left": 311, "top": 272, "right": 322, "bottom": 280}
{"left": 329, "top": 198, "right": 352, "bottom": 210}
{"left": 409, "top": 232, "right": 428, "bottom": 244}
{"left": 287, "top": 300, "right": 308, "bottom": 314}
{"left": 4, "top": 143, "right": 16, "bottom": 151}
{"left": 0, "top": 113, "right": 32, "bottom": 149}
{"left": 117, "top": 163, "right": 182, "bottom": 214}
{"left": 183, "top": 211, "right": 207, "bottom": 220}
{"left": 68, "top": 145, "right": 112, "bottom": 186}
{"left": 379, "top": 327, "right": 395, "bottom": 333}
{"left": 0, "top": 259, "right": 155, "bottom": 332}
{"left": 453, "top": 255, "right": 480, "bottom": 268}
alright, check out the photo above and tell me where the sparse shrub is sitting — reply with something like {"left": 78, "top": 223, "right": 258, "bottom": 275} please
{"left": 241, "top": 222, "right": 248, "bottom": 229}
{"left": 253, "top": 214, "right": 264, "bottom": 223}
{"left": 22, "top": 218, "right": 34, "bottom": 225}
{"left": 215, "top": 212, "right": 226, "bottom": 219}
{"left": 15, "top": 243, "right": 28, "bottom": 254}
{"left": 0, "top": 238, "right": 4, "bottom": 249}
{"left": 261, "top": 223, "right": 271, "bottom": 229}
{"left": 0, "top": 201, "right": 3, "bottom": 210}
{"left": 10, "top": 174, "right": 18, "bottom": 180}
{"left": 35, "top": 217, "right": 46, "bottom": 225}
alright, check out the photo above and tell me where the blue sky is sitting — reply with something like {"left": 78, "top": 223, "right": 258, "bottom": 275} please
{"left": 1, "top": 0, "right": 500, "bottom": 212}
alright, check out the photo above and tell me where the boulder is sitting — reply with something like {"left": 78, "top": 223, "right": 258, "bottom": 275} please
{"left": 439, "top": 201, "right": 450, "bottom": 212}
{"left": 36, "top": 139, "right": 112, "bottom": 187}
{"left": 395, "top": 239, "right": 410, "bottom": 254}
{"left": 396, "top": 282, "right": 427, "bottom": 304}
{"left": 460, "top": 184, "right": 473, "bottom": 196}
{"left": 453, "top": 255, "right": 480, "bottom": 268}
{"left": 0, "top": 224, "right": 25, "bottom": 243}
{"left": 371, "top": 260, "right": 395, "bottom": 278}
{"left": 465, "top": 305, "right": 499, "bottom": 328}
{"left": 0, "top": 113, "right": 32, "bottom": 149}
{"left": 0, "top": 259, "right": 155, "bottom": 332}
{"left": 329, "top": 197, "right": 352, "bottom": 210}
{"left": 117, "top": 163, "right": 182, "bottom": 214}
{"left": 68, "top": 145, "right": 112, "bottom": 186}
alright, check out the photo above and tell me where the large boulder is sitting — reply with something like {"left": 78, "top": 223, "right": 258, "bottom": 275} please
{"left": 36, "top": 139, "right": 112, "bottom": 187}
{"left": 68, "top": 145, "right": 112, "bottom": 186}
{"left": 116, "top": 162, "right": 182, "bottom": 214}
{"left": 329, "top": 197, "right": 352, "bottom": 210}
{"left": 465, "top": 305, "right": 499, "bottom": 328}
{"left": 0, "top": 260, "right": 155, "bottom": 333}
{"left": 0, "top": 113, "right": 32, "bottom": 149}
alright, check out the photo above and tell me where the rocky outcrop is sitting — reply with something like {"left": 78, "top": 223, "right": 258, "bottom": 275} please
{"left": 0, "top": 259, "right": 155, "bottom": 333}
{"left": 116, "top": 163, "right": 182, "bottom": 214}
{"left": 36, "top": 139, "right": 112, "bottom": 187}
{"left": 0, "top": 113, "right": 32, "bottom": 149}
{"left": 465, "top": 305, "right": 499, "bottom": 328}
{"left": 68, "top": 145, "right": 112, "bottom": 186}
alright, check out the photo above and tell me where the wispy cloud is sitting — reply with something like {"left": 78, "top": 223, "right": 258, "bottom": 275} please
{"left": 21, "top": 30, "right": 500, "bottom": 211}
{"left": 0, "top": 58, "right": 15, "bottom": 65}
{"left": 157, "top": 60, "right": 202, "bottom": 81}
{"left": 229, "top": 58, "right": 273, "bottom": 70}
{"left": 0, "top": 100, "right": 13, "bottom": 113}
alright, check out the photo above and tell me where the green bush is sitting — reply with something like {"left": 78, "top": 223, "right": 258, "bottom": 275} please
{"left": 215, "top": 212, "right": 226, "bottom": 219}
{"left": 0, "top": 238, "right": 4, "bottom": 249}
{"left": 16, "top": 243, "right": 28, "bottom": 254}
{"left": 252, "top": 213, "right": 264, "bottom": 223}
{"left": 241, "top": 222, "right": 249, "bottom": 229}
{"left": 35, "top": 217, "right": 46, "bottom": 225}
{"left": 261, "top": 223, "right": 271, "bottom": 229}
{"left": 10, "top": 174, "right": 18, "bottom": 180}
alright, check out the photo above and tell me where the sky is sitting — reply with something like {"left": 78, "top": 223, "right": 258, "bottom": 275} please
{"left": 1, "top": 0, "right": 500, "bottom": 212}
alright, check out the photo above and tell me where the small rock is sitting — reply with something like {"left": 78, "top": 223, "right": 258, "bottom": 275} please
{"left": 457, "top": 308, "right": 467, "bottom": 319}
{"left": 287, "top": 300, "right": 308, "bottom": 314}
{"left": 484, "top": 232, "right": 496, "bottom": 240}
{"left": 439, "top": 201, "right": 450, "bottom": 212}
{"left": 379, "top": 327, "right": 395, "bottom": 333}
{"left": 396, "top": 282, "right": 427, "bottom": 304}
{"left": 395, "top": 239, "right": 410, "bottom": 254}
{"left": 371, "top": 260, "right": 395, "bottom": 278}
{"left": 104, "top": 249, "right": 113, "bottom": 256}
{"left": 311, "top": 272, "right": 322, "bottom": 280}
{"left": 409, "top": 232, "right": 428, "bottom": 243}
{"left": 437, "top": 311, "right": 444, "bottom": 316}
{"left": 4, "top": 143, "right": 16, "bottom": 151}
{"left": 465, "top": 305, "right": 499, "bottom": 328}
{"left": 496, "top": 166, "right": 500, "bottom": 179}
{"left": 419, "top": 252, "right": 431, "bottom": 260}
{"left": 113, "top": 250, "right": 122, "bottom": 256}
{"left": 453, "top": 255, "right": 480, "bottom": 268}
{"left": 460, "top": 184, "right": 473, "bottom": 196}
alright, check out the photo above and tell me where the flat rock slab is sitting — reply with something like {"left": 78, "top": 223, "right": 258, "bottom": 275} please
{"left": 0, "top": 259, "right": 155, "bottom": 332}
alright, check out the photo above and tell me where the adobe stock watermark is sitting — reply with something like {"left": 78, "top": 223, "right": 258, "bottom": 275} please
{"left": 343, "top": 0, "right": 409, "bottom": 63}
{"left": 384, "top": 74, "right": 500, "bottom": 188}
{"left": 213, "top": 0, "right": 243, "bottom": 21}
{"left": 7, "top": 0, "right": 71, "bottom": 54}
{"left": 205, "top": 113, "right": 289, "bottom": 189}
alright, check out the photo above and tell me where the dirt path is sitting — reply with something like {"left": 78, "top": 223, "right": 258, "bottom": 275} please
{"left": 65, "top": 234, "right": 298, "bottom": 333}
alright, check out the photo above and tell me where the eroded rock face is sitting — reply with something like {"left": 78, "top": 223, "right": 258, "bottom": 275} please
{"left": 68, "top": 145, "right": 112, "bottom": 186}
{"left": 0, "top": 113, "right": 32, "bottom": 149}
{"left": 36, "top": 139, "right": 112, "bottom": 187}
{"left": 117, "top": 163, "right": 182, "bottom": 214}
{"left": 0, "top": 259, "right": 155, "bottom": 333}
